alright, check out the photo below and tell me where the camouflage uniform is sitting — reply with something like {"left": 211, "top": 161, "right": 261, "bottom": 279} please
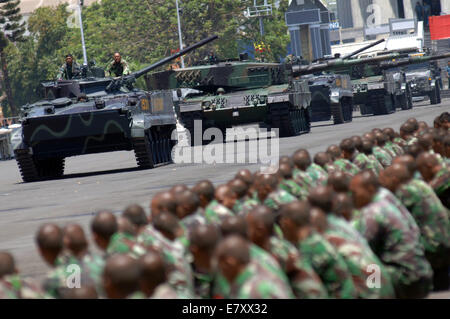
{"left": 268, "top": 236, "right": 328, "bottom": 299}
{"left": 293, "top": 168, "right": 315, "bottom": 190}
{"left": 352, "top": 152, "right": 378, "bottom": 175}
{"left": 353, "top": 189, "right": 433, "bottom": 297}
{"left": 151, "top": 283, "right": 186, "bottom": 299}
{"left": 429, "top": 166, "right": 450, "bottom": 209}
{"left": 137, "top": 224, "right": 195, "bottom": 297}
{"left": 106, "top": 232, "right": 147, "bottom": 259}
{"left": 204, "top": 200, "right": 235, "bottom": 226}
{"left": 106, "top": 59, "right": 131, "bottom": 77}
{"left": 263, "top": 189, "right": 296, "bottom": 211}
{"left": 180, "top": 210, "right": 207, "bottom": 235}
{"left": 193, "top": 270, "right": 215, "bottom": 299}
{"left": 325, "top": 215, "right": 395, "bottom": 299}
{"left": 385, "top": 141, "right": 404, "bottom": 156}
{"left": 278, "top": 179, "right": 308, "bottom": 201}
{"left": 372, "top": 146, "right": 393, "bottom": 168}
{"left": 57, "top": 62, "right": 81, "bottom": 80}
{"left": 306, "top": 163, "right": 329, "bottom": 186}
{"left": 393, "top": 137, "right": 407, "bottom": 148}
{"left": 395, "top": 179, "right": 450, "bottom": 255}
{"left": 324, "top": 163, "right": 341, "bottom": 174}
{"left": 228, "top": 262, "right": 294, "bottom": 299}
{"left": 382, "top": 145, "right": 397, "bottom": 159}
{"left": 297, "top": 231, "right": 356, "bottom": 299}
{"left": 406, "top": 136, "right": 418, "bottom": 146}
{"left": 333, "top": 158, "right": 360, "bottom": 176}
{"left": 0, "top": 275, "right": 46, "bottom": 299}
{"left": 233, "top": 198, "right": 259, "bottom": 217}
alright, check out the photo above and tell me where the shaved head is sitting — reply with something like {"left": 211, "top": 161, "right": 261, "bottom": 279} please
{"left": 228, "top": 179, "right": 249, "bottom": 199}
{"left": 292, "top": 149, "right": 312, "bottom": 170}
{"left": 220, "top": 215, "right": 247, "bottom": 238}
{"left": 175, "top": 190, "right": 200, "bottom": 219}
{"left": 392, "top": 155, "right": 416, "bottom": 175}
{"left": 153, "top": 212, "right": 180, "bottom": 241}
{"left": 351, "top": 136, "right": 363, "bottom": 152}
{"left": 235, "top": 169, "right": 254, "bottom": 187}
{"left": 216, "top": 235, "right": 250, "bottom": 283}
{"left": 170, "top": 184, "right": 189, "bottom": 195}
{"left": 117, "top": 216, "right": 138, "bottom": 236}
{"left": 151, "top": 191, "right": 177, "bottom": 217}
{"left": 340, "top": 138, "right": 356, "bottom": 158}
{"left": 361, "top": 139, "right": 374, "bottom": 155}
{"left": 314, "top": 152, "right": 331, "bottom": 168}
{"left": 0, "top": 252, "right": 15, "bottom": 278}
{"left": 123, "top": 204, "right": 147, "bottom": 228}
{"left": 63, "top": 224, "right": 88, "bottom": 255}
{"left": 333, "top": 193, "right": 354, "bottom": 221}
{"left": 308, "top": 186, "right": 334, "bottom": 213}
{"left": 327, "top": 145, "right": 341, "bottom": 161}
{"left": 193, "top": 180, "right": 215, "bottom": 208}
{"left": 139, "top": 252, "right": 166, "bottom": 296}
{"left": 91, "top": 210, "right": 118, "bottom": 240}
{"left": 382, "top": 128, "right": 396, "bottom": 141}
{"left": 103, "top": 254, "right": 141, "bottom": 299}
{"left": 279, "top": 201, "right": 311, "bottom": 227}
{"left": 190, "top": 224, "right": 221, "bottom": 253}
{"left": 36, "top": 223, "right": 63, "bottom": 253}
{"left": 278, "top": 163, "right": 293, "bottom": 179}
{"left": 327, "top": 171, "right": 350, "bottom": 193}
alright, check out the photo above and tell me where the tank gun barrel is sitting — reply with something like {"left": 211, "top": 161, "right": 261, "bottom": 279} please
{"left": 341, "top": 38, "right": 385, "bottom": 60}
{"left": 290, "top": 53, "right": 400, "bottom": 77}
{"left": 132, "top": 35, "right": 219, "bottom": 80}
{"left": 379, "top": 52, "right": 450, "bottom": 69}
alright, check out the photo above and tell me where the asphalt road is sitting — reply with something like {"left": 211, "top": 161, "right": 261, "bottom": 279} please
{"left": 0, "top": 100, "right": 449, "bottom": 293}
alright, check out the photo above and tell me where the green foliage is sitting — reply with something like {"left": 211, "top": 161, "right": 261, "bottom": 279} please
{"left": 5, "top": 0, "right": 292, "bottom": 109}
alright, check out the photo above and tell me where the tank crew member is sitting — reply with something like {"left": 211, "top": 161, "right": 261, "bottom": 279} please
{"left": 57, "top": 54, "right": 81, "bottom": 80}
{"left": 106, "top": 52, "right": 131, "bottom": 77}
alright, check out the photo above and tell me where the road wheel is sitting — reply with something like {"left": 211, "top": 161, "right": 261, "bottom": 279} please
{"left": 133, "top": 131, "right": 155, "bottom": 169}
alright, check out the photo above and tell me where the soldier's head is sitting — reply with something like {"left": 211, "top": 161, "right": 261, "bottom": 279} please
{"left": 255, "top": 173, "right": 279, "bottom": 202}
{"left": 113, "top": 52, "right": 122, "bottom": 63}
{"left": 292, "top": 149, "right": 311, "bottom": 171}
{"left": 404, "top": 142, "right": 423, "bottom": 158}
{"left": 382, "top": 128, "right": 396, "bottom": 141}
{"left": 215, "top": 184, "right": 238, "bottom": 210}
{"left": 340, "top": 138, "right": 356, "bottom": 160}
{"left": 351, "top": 135, "right": 363, "bottom": 152}
{"left": 361, "top": 138, "right": 374, "bottom": 155}
{"left": 327, "top": 171, "right": 350, "bottom": 193}
{"left": 117, "top": 216, "right": 138, "bottom": 236}
{"left": 417, "top": 132, "right": 434, "bottom": 152}
{"left": 139, "top": 252, "right": 167, "bottom": 298}
{"left": 326, "top": 145, "right": 342, "bottom": 161}
{"left": 392, "top": 155, "right": 417, "bottom": 176}
{"left": 308, "top": 186, "right": 335, "bottom": 213}
{"left": 372, "top": 128, "right": 382, "bottom": 135}
{"left": 220, "top": 215, "right": 248, "bottom": 238}
{"left": 279, "top": 155, "right": 293, "bottom": 167}
{"left": 431, "top": 128, "right": 446, "bottom": 155}
{"left": 175, "top": 190, "right": 200, "bottom": 219}
{"left": 103, "top": 254, "right": 141, "bottom": 299}
{"left": 91, "top": 210, "right": 118, "bottom": 251}
{"left": 153, "top": 212, "right": 180, "bottom": 242}
{"left": 123, "top": 204, "right": 148, "bottom": 232}
{"left": 61, "top": 284, "right": 98, "bottom": 299}
{"left": 278, "top": 163, "right": 294, "bottom": 180}
{"left": 170, "top": 184, "right": 189, "bottom": 196}
{"left": 400, "top": 122, "right": 415, "bottom": 140}
{"left": 246, "top": 206, "right": 274, "bottom": 246}
{"left": 279, "top": 201, "right": 311, "bottom": 244}
{"left": 310, "top": 207, "right": 328, "bottom": 233}
{"left": 374, "top": 132, "right": 388, "bottom": 147}
{"left": 228, "top": 178, "right": 249, "bottom": 200}
{"left": 417, "top": 121, "right": 429, "bottom": 134}
{"left": 406, "top": 118, "right": 419, "bottom": 132}
{"left": 35, "top": 223, "right": 64, "bottom": 267}
{"left": 189, "top": 224, "right": 221, "bottom": 273}
{"left": 215, "top": 235, "right": 250, "bottom": 284}
{"left": 362, "top": 132, "right": 376, "bottom": 144}
{"left": 438, "top": 112, "right": 450, "bottom": 130}
{"left": 150, "top": 191, "right": 177, "bottom": 220}
{"left": 314, "top": 152, "right": 331, "bottom": 168}
{"left": 235, "top": 169, "right": 254, "bottom": 188}
{"left": 0, "top": 252, "right": 16, "bottom": 279}
{"left": 192, "top": 180, "right": 215, "bottom": 208}
{"left": 65, "top": 54, "right": 73, "bottom": 65}
{"left": 381, "top": 163, "right": 412, "bottom": 192}
{"left": 416, "top": 152, "right": 441, "bottom": 182}
{"left": 63, "top": 224, "right": 88, "bottom": 258}
{"left": 349, "top": 170, "right": 380, "bottom": 209}
{"left": 433, "top": 116, "right": 441, "bottom": 129}
{"left": 333, "top": 193, "right": 354, "bottom": 221}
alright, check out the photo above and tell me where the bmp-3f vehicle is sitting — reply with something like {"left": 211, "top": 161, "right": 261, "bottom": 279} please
{"left": 14, "top": 36, "right": 218, "bottom": 182}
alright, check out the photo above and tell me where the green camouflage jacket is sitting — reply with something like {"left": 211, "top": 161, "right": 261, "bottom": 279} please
{"left": 106, "top": 232, "right": 147, "bottom": 259}
{"left": 293, "top": 168, "right": 315, "bottom": 190}
{"left": 306, "top": 163, "right": 329, "bottom": 187}
{"left": 352, "top": 153, "right": 377, "bottom": 175}
{"left": 263, "top": 189, "right": 296, "bottom": 211}
{"left": 233, "top": 197, "right": 259, "bottom": 217}
{"left": 353, "top": 189, "right": 433, "bottom": 288}
{"left": 372, "top": 146, "right": 393, "bottom": 168}
{"left": 0, "top": 275, "right": 47, "bottom": 299}
{"left": 385, "top": 141, "right": 404, "bottom": 156}
{"left": 57, "top": 62, "right": 81, "bottom": 80}
{"left": 333, "top": 158, "right": 360, "bottom": 176}
{"left": 297, "top": 231, "right": 356, "bottom": 299}
{"left": 278, "top": 179, "right": 309, "bottom": 201}
{"left": 106, "top": 59, "right": 131, "bottom": 77}
{"left": 430, "top": 166, "right": 450, "bottom": 198}
{"left": 367, "top": 154, "right": 384, "bottom": 176}
{"left": 204, "top": 200, "right": 235, "bottom": 226}
{"left": 395, "top": 179, "right": 450, "bottom": 254}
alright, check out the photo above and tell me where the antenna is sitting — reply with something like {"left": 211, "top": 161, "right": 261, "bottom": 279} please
{"left": 246, "top": 0, "right": 273, "bottom": 36}
{"left": 78, "top": 0, "right": 88, "bottom": 66}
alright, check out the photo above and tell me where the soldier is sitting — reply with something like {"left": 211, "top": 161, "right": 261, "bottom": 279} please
{"left": 382, "top": 163, "right": 450, "bottom": 291}
{"left": 279, "top": 201, "right": 356, "bottom": 298}
{"left": 292, "top": 149, "right": 316, "bottom": 189}
{"left": 246, "top": 206, "right": 328, "bottom": 299}
{"left": 106, "top": 52, "right": 131, "bottom": 77}
{"left": 333, "top": 192, "right": 354, "bottom": 222}
{"left": 102, "top": 254, "right": 143, "bottom": 299}
{"left": 375, "top": 131, "right": 397, "bottom": 158}
{"left": 175, "top": 190, "right": 206, "bottom": 234}
{"left": 371, "top": 132, "right": 393, "bottom": 167}
{"left": 255, "top": 173, "right": 296, "bottom": 211}
{"left": 215, "top": 235, "right": 293, "bottom": 299}
{"left": 277, "top": 163, "right": 308, "bottom": 200}
{"left": 350, "top": 137, "right": 378, "bottom": 174}
{"left": 327, "top": 144, "right": 360, "bottom": 176}
{"left": 0, "top": 252, "right": 45, "bottom": 299}
{"left": 149, "top": 191, "right": 178, "bottom": 221}
{"left": 400, "top": 122, "right": 418, "bottom": 146}
{"left": 293, "top": 149, "right": 327, "bottom": 187}
{"left": 204, "top": 185, "right": 236, "bottom": 225}
{"left": 235, "top": 169, "right": 254, "bottom": 190}
{"left": 122, "top": 204, "right": 148, "bottom": 234}
{"left": 327, "top": 171, "right": 350, "bottom": 194}
{"left": 62, "top": 224, "right": 105, "bottom": 296}
{"left": 417, "top": 152, "right": 450, "bottom": 209}
{"left": 57, "top": 54, "right": 81, "bottom": 80}
{"left": 139, "top": 252, "right": 182, "bottom": 299}
{"left": 228, "top": 178, "right": 258, "bottom": 216}
{"left": 383, "top": 128, "right": 406, "bottom": 154}
{"left": 188, "top": 225, "right": 221, "bottom": 299}
{"left": 171, "top": 184, "right": 189, "bottom": 196}
{"left": 91, "top": 210, "right": 119, "bottom": 253}
{"left": 308, "top": 187, "right": 395, "bottom": 299}
{"left": 431, "top": 128, "right": 447, "bottom": 162}
{"left": 350, "top": 171, "right": 433, "bottom": 298}
{"left": 220, "top": 215, "right": 248, "bottom": 239}
{"left": 205, "top": 50, "right": 218, "bottom": 64}
{"left": 192, "top": 180, "right": 216, "bottom": 211}
{"left": 314, "top": 151, "right": 340, "bottom": 175}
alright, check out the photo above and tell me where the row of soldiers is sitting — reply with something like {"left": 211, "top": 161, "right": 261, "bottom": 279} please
{"left": 0, "top": 112, "right": 449, "bottom": 299}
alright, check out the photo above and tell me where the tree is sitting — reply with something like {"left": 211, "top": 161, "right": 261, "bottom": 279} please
{"left": 0, "top": 0, "right": 26, "bottom": 116}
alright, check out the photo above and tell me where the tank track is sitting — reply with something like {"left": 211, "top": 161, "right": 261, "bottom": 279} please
{"left": 369, "top": 92, "right": 395, "bottom": 115}
{"left": 269, "top": 103, "right": 310, "bottom": 137}
{"left": 181, "top": 111, "right": 205, "bottom": 146}
{"left": 331, "top": 102, "right": 344, "bottom": 124}
{"left": 15, "top": 149, "right": 65, "bottom": 182}
{"left": 133, "top": 126, "right": 175, "bottom": 169}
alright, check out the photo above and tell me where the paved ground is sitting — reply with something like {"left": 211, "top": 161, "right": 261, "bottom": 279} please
{"left": 0, "top": 100, "right": 449, "bottom": 297}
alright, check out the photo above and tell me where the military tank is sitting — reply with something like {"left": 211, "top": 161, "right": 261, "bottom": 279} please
{"left": 14, "top": 35, "right": 218, "bottom": 182}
